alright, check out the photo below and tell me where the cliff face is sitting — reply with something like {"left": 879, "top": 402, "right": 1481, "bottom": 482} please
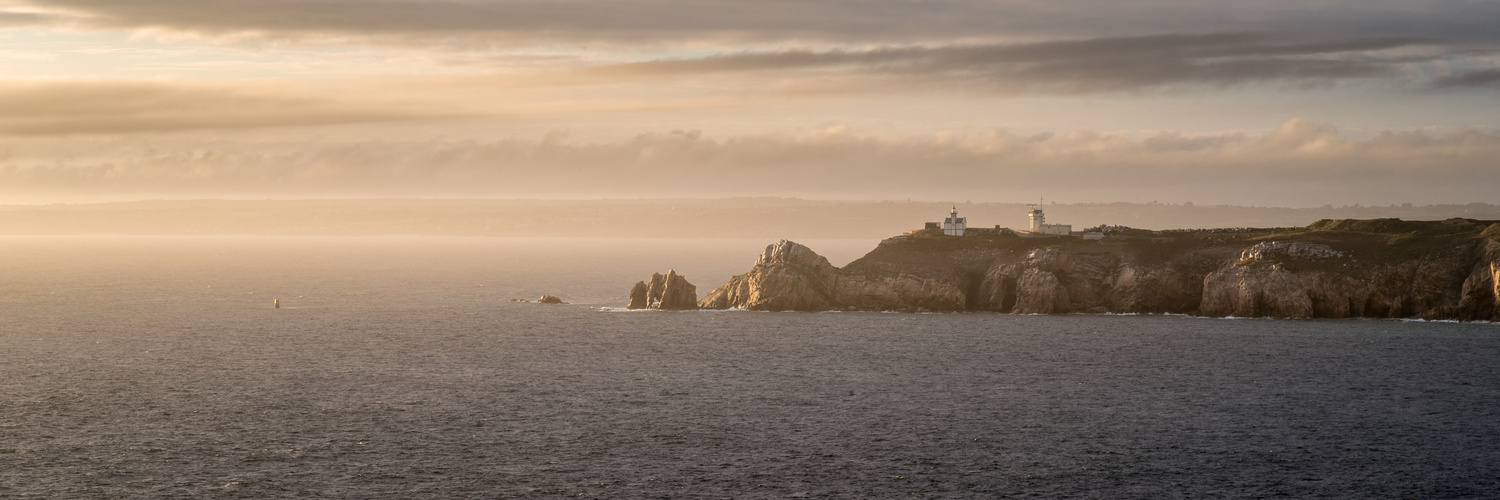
{"left": 696, "top": 219, "right": 1500, "bottom": 321}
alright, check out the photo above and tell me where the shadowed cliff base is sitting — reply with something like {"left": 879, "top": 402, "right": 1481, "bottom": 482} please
{"left": 694, "top": 219, "right": 1500, "bottom": 321}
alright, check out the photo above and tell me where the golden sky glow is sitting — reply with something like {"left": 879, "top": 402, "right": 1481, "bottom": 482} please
{"left": 0, "top": 0, "right": 1496, "bottom": 205}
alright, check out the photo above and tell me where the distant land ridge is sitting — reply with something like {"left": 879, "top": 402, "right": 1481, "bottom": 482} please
{"left": 3, "top": 199, "right": 1498, "bottom": 239}
{"left": 691, "top": 218, "right": 1500, "bottom": 321}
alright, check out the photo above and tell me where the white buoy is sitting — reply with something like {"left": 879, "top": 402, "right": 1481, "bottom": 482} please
{"left": 274, "top": 298, "right": 280, "bottom": 309}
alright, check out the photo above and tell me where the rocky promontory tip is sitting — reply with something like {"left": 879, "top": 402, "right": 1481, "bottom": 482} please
{"left": 687, "top": 219, "right": 1500, "bottom": 321}
{"left": 696, "top": 240, "right": 840, "bottom": 311}
{"left": 627, "top": 270, "right": 698, "bottom": 310}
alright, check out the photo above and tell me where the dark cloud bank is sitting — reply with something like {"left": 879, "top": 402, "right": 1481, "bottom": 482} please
{"left": 14, "top": 0, "right": 1500, "bottom": 43}
{"left": 1433, "top": 69, "right": 1500, "bottom": 89}
{"left": 567, "top": 33, "right": 1464, "bottom": 93}
{"left": 6, "top": 1, "right": 1495, "bottom": 98}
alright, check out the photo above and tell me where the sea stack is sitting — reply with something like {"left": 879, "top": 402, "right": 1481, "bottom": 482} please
{"left": 626, "top": 270, "right": 698, "bottom": 310}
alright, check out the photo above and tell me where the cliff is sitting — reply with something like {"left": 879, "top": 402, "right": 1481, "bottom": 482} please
{"left": 695, "top": 218, "right": 1500, "bottom": 321}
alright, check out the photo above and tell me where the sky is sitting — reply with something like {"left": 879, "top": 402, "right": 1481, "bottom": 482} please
{"left": 0, "top": 0, "right": 1497, "bottom": 206}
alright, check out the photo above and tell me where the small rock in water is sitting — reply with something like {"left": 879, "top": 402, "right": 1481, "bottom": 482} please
{"left": 537, "top": 295, "right": 565, "bottom": 304}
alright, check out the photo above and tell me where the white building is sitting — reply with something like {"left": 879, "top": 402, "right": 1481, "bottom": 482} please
{"left": 942, "top": 206, "right": 967, "bottom": 236}
{"left": 1027, "top": 204, "right": 1071, "bottom": 235}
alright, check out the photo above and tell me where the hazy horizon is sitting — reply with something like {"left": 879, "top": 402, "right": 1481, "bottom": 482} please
{"left": 7, "top": 195, "right": 1497, "bottom": 209}
{"left": 5, "top": 197, "right": 1497, "bottom": 239}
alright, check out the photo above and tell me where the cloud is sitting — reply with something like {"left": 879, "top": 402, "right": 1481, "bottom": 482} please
{"left": 531, "top": 33, "right": 1437, "bottom": 94}
{"left": 0, "top": 10, "right": 50, "bottom": 27}
{"left": 4, "top": 3, "right": 1490, "bottom": 105}
{"left": 0, "top": 80, "right": 465, "bottom": 134}
{"left": 2, "top": 120, "right": 1496, "bottom": 206}
{"left": 1432, "top": 69, "right": 1500, "bottom": 89}
{"left": 10, "top": 0, "right": 1500, "bottom": 45}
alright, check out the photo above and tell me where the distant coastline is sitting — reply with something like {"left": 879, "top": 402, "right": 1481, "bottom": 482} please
{"left": 2, "top": 198, "right": 1499, "bottom": 239}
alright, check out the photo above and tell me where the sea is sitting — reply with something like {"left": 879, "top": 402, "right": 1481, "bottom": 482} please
{"left": 2, "top": 236, "right": 1498, "bottom": 498}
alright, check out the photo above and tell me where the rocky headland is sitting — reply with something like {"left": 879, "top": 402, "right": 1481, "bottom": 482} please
{"left": 691, "top": 219, "right": 1500, "bottom": 321}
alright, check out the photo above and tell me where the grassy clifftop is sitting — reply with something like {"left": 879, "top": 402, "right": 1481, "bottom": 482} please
{"left": 1308, "top": 217, "right": 1499, "bottom": 238}
{"left": 1304, "top": 217, "right": 1500, "bottom": 248}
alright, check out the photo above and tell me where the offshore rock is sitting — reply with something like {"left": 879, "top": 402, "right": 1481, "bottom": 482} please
{"left": 698, "top": 240, "right": 839, "bottom": 311}
{"left": 627, "top": 270, "right": 698, "bottom": 310}
{"left": 691, "top": 219, "right": 1500, "bottom": 321}
{"left": 626, "top": 281, "right": 651, "bottom": 309}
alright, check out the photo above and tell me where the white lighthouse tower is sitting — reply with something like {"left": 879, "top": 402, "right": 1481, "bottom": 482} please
{"left": 942, "top": 206, "right": 967, "bottom": 236}
{"left": 1028, "top": 203, "right": 1046, "bottom": 233}
{"left": 1025, "top": 198, "right": 1072, "bottom": 236}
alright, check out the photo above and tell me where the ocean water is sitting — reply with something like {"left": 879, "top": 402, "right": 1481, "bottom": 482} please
{"left": 2, "top": 236, "right": 1498, "bottom": 498}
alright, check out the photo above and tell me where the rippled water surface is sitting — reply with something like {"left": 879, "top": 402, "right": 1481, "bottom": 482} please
{"left": 3, "top": 236, "right": 1498, "bottom": 498}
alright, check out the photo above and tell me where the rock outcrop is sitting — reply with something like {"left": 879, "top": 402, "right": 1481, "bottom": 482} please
{"left": 690, "top": 219, "right": 1500, "bottom": 321}
{"left": 1237, "top": 241, "right": 1346, "bottom": 262}
{"left": 697, "top": 240, "right": 839, "bottom": 311}
{"left": 627, "top": 270, "right": 698, "bottom": 310}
